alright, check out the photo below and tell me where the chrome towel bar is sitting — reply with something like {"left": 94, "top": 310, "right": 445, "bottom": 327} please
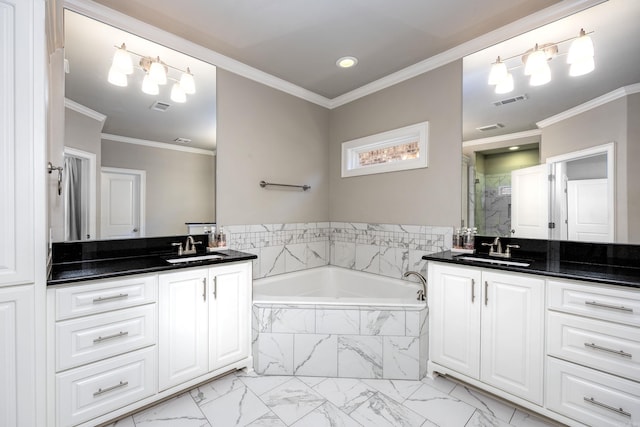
{"left": 259, "top": 180, "right": 310, "bottom": 191}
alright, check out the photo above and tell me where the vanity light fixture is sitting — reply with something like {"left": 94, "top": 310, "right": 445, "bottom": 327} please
{"left": 487, "top": 28, "right": 594, "bottom": 94}
{"left": 107, "top": 43, "right": 197, "bottom": 101}
{"left": 509, "top": 146, "right": 520, "bottom": 151}
{"left": 336, "top": 56, "right": 358, "bottom": 68}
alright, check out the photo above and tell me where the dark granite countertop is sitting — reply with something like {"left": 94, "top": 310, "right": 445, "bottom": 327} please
{"left": 423, "top": 236, "right": 640, "bottom": 289}
{"left": 48, "top": 235, "right": 257, "bottom": 286}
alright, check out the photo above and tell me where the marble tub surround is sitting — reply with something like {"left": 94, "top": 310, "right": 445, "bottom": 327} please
{"left": 224, "top": 222, "right": 452, "bottom": 279}
{"left": 252, "top": 304, "right": 429, "bottom": 380}
{"left": 107, "top": 370, "right": 558, "bottom": 427}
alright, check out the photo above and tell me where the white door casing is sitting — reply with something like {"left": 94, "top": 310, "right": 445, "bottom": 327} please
{"left": 101, "top": 167, "right": 145, "bottom": 239}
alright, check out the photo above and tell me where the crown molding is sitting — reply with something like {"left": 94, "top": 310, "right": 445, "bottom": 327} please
{"left": 463, "top": 129, "right": 542, "bottom": 148}
{"left": 328, "top": 0, "right": 605, "bottom": 108}
{"left": 102, "top": 133, "right": 216, "bottom": 156}
{"left": 64, "top": 0, "right": 603, "bottom": 110}
{"left": 63, "top": 0, "right": 333, "bottom": 108}
{"left": 64, "top": 98, "right": 107, "bottom": 124}
{"left": 537, "top": 83, "right": 640, "bottom": 128}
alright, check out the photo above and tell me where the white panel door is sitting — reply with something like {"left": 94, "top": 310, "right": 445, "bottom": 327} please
{"left": 0, "top": 285, "right": 35, "bottom": 427}
{"left": 511, "top": 165, "right": 549, "bottom": 239}
{"left": 567, "top": 179, "right": 613, "bottom": 242}
{"left": 101, "top": 169, "right": 144, "bottom": 239}
{"left": 209, "top": 262, "right": 251, "bottom": 371}
{"left": 158, "top": 269, "right": 209, "bottom": 391}
{"left": 0, "top": 0, "right": 36, "bottom": 287}
{"left": 429, "top": 263, "right": 481, "bottom": 379}
{"left": 480, "top": 271, "right": 544, "bottom": 404}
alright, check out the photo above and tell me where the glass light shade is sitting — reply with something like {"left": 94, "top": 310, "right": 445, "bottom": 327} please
{"left": 488, "top": 60, "right": 508, "bottom": 85}
{"left": 107, "top": 65, "right": 127, "bottom": 87}
{"left": 569, "top": 56, "right": 595, "bottom": 76}
{"left": 170, "top": 82, "right": 186, "bottom": 103}
{"left": 567, "top": 33, "right": 594, "bottom": 64}
{"left": 524, "top": 49, "right": 547, "bottom": 76}
{"left": 495, "top": 73, "right": 514, "bottom": 94}
{"left": 112, "top": 44, "right": 133, "bottom": 74}
{"left": 180, "top": 70, "right": 196, "bottom": 94}
{"left": 529, "top": 62, "right": 551, "bottom": 86}
{"left": 141, "top": 73, "right": 159, "bottom": 95}
{"left": 149, "top": 59, "right": 167, "bottom": 85}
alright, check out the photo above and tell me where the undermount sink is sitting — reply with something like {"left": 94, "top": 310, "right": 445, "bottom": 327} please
{"left": 165, "top": 253, "right": 227, "bottom": 264}
{"left": 455, "top": 255, "right": 531, "bottom": 267}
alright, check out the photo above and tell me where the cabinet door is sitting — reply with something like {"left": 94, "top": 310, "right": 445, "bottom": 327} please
{"left": 428, "top": 263, "right": 481, "bottom": 378}
{"left": 0, "top": 285, "right": 35, "bottom": 427}
{"left": 209, "top": 262, "right": 251, "bottom": 371}
{"left": 0, "top": 0, "right": 43, "bottom": 287}
{"left": 158, "top": 269, "right": 209, "bottom": 391}
{"left": 480, "top": 271, "right": 544, "bottom": 404}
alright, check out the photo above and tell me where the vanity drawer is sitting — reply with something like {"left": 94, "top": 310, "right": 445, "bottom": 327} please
{"left": 56, "top": 304, "right": 156, "bottom": 371}
{"left": 547, "top": 312, "right": 640, "bottom": 381}
{"left": 57, "top": 347, "right": 156, "bottom": 427}
{"left": 547, "top": 279, "right": 640, "bottom": 326}
{"left": 546, "top": 357, "right": 640, "bottom": 427}
{"left": 56, "top": 274, "right": 157, "bottom": 320}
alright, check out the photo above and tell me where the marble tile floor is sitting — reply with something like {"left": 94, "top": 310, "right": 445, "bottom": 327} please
{"left": 107, "top": 371, "right": 562, "bottom": 427}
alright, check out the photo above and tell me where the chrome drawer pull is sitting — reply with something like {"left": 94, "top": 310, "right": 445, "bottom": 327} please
{"left": 585, "top": 300, "right": 633, "bottom": 313}
{"left": 584, "top": 342, "right": 632, "bottom": 358}
{"left": 93, "top": 293, "right": 129, "bottom": 303}
{"left": 583, "top": 396, "right": 631, "bottom": 417}
{"left": 93, "top": 331, "right": 129, "bottom": 344}
{"left": 93, "top": 380, "right": 128, "bottom": 397}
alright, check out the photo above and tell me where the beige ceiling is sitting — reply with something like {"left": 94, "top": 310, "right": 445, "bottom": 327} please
{"left": 90, "top": 0, "right": 560, "bottom": 99}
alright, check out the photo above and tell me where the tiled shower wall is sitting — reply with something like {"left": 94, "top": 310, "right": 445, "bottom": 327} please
{"left": 225, "top": 222, "right": 452, "bottom": 279}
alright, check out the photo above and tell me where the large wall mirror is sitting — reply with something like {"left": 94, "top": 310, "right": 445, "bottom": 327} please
{"left": 462, "top": 0, "right": 640, "bottom": 244}
{"left": 60, "top": 9, "right": 217, "bottom": 242}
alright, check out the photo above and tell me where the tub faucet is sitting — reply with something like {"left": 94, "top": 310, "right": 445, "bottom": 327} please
{"left": 183, "top": 235, "right": 203, "bottom": 255}
{"left": 403, "top": 271, "right": 427, "bottom": 302}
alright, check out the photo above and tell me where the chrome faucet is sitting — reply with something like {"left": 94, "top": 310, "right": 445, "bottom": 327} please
{"left": 183, "top": 235, "right": 203, "bottom": 255}
{"left": 403, "top": 271, "right": 427, "bottom": 302}
{"left": 482, "top": 237, "right": 519, "bottom": 258}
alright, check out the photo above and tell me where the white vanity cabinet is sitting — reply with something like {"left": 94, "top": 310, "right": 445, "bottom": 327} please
{"left": 158, "top": 261, "right": 251, "bottom": 391}
{"left": 546, "top": 278, "right": 640, "bottom": 426}
{"left": 49, "top": 274, "right": 158, "bottom": 427}
{"left": 428, "top": 262, "right": 545, "bottom": 404}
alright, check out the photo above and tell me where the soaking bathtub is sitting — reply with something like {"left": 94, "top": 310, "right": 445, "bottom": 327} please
{"left": 252, "top": 266, "right": 429, "bottom": 380}
{"left": 253, "top": 266, "right": 426, "bottom": 308}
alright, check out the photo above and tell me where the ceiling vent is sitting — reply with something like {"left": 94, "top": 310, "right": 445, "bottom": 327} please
{"left": 493, "top": 94, "right": 528, "bottom": 107}
{"left": 174, "top": 137, "right": 191, "bottom": 144}
{"left": 150, "top": 101, "right": 171, "bottom": 112}
{"left": 476, "top": 123, "right": 505, "bottom": 132}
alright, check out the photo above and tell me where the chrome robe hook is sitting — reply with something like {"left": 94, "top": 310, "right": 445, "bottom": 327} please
{"left": 48, "top": 162, "right": 64, "bottom": 195}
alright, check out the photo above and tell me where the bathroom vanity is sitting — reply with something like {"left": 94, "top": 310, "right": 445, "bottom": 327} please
{"left": 425, "top": 237, "right": 640, "bottom": 427}
{"left": 46, "top": 236, "right": 256, "bottom": 427}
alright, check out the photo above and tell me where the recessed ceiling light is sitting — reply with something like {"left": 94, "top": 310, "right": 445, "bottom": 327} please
{"left": 509, "top": 146, "right": 520, "bottom": 151}
{"left": 336, "top": 56, "right": 358, "bottom": 68}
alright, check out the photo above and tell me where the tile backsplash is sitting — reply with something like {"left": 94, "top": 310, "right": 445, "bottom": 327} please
{"left": 225, "top": 222, "right": 452, "bottom": 279}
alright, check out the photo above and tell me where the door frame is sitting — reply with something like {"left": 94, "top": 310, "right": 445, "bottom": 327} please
{"left": 100, "top": 167, "right": 146, "bottom": 238}
{"left": 546, "top": 142, "right": 615, "bottom": 242}
{"left": 63, "top": 147, "right": 96, "bottom": 240}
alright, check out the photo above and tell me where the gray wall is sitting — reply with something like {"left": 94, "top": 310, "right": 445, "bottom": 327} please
{"left": 328, "top": 61, "right": 462, "bottom": 225}
{"left": 216, "top": 69, "right": 330, "bottom": 225}
{"left": 541, "top": 97, "right": 629, "bottom": 242}
{"left": 628, "top": 93, "right": 640, "bottom": 242}
{"left": 101, "top": 139, "right": 215, "bottom": 236}
{"left": 60, "top": 107, "right": 104, "bottom": 241}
